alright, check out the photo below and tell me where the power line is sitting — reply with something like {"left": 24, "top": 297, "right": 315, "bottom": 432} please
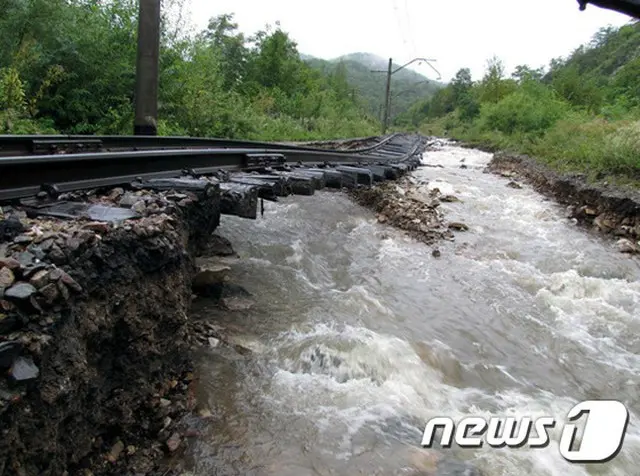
{"left": 403, "top": 0, "right": 417, "bottom": 57}
{"left": 391, "top": 0, "right": 410, "bottom": 54}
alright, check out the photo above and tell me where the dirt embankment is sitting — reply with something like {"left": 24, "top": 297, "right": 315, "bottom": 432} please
{"left": 0, "top": 183, "right": 233, "bottom": 475}
{"left": 488, "top": 152, "right": 640, "bottom": 254}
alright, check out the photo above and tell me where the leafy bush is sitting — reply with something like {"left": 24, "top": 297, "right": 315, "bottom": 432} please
{"left": 479, "top": 84, "right": 568, "bottom": 136}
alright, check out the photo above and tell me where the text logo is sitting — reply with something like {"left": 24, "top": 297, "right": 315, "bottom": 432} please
{"left": 421, "top": 400, "right": 629, "bottom": 463}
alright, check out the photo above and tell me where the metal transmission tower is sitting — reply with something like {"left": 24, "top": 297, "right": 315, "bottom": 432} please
{"left": 134, "top": 0, "right": 161, "bottom": 136}
{"left": 372, "top": 58, "right": 441, "bottom": 135}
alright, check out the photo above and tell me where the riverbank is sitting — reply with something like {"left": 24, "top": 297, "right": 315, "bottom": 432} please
{"left": 0, "top": 181, "right": 253, "bottom": 475}
{"left": 485, "top": 150, "right": 640, "bottom": 254}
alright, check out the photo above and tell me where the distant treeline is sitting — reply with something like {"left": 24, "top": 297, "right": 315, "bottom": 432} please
{"left": 0, "top": 0, "right": 377, "bottom": 139}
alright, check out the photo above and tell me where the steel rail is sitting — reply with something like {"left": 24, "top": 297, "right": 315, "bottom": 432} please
{"left": 0, "top": 136, "right": 425, "bottom": 203}
{"left": 0, "top": 133, "right": 401, "bottom": 157}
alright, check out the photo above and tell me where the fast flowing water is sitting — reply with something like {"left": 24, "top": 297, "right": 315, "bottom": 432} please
{"left": 185, "top": 143, "right": 640, "bottom": 476}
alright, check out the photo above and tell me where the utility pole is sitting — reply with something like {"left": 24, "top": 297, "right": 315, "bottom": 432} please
{"left": 382, "top": 58, "right": 393, "bottom": 135}
{"left": 372, "top": 57, "right": 441, "bottom": 135}
{"left": 134, "top": 0, "right": 161, "bottom": 136}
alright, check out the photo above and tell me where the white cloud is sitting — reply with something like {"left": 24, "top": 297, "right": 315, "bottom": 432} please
{"left": 182, "top": 0, "right": 632, "bottom": 80}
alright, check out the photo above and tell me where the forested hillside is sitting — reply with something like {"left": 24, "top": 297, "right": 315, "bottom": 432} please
{"left": 0, "top": 0, "right": 377, "bottom": 139}
{"left": 401, "top": 21, "right": 640, "bottom": 182}
{"left": 305, "top": 53, "right": 443, "bottom": 121}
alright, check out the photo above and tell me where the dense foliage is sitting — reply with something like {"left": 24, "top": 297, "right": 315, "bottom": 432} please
{"left": 399, "top": 22, "right": 640, "bottom": 182}
{"left": 0, "top": 0, "right": 377, "bottom": 139}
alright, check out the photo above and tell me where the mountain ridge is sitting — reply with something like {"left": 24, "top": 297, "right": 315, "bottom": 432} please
{"left": 302, "top": 52, "right": 444, "bottom": 119}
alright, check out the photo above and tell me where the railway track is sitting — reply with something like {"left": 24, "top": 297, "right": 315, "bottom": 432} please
{"left": 0, "top": 133, "right": 428, "bottom": 219}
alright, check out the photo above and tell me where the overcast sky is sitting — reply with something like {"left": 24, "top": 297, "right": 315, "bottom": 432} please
{"left": 184, "top": 0, "right": 632, "bottom": 81}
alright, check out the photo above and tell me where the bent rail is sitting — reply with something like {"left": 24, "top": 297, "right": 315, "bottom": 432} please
{"left": 0, "top": 134, "right": 427, "bottom": 203}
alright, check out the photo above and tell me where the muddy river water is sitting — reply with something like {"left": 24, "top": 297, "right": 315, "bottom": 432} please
{"left": 185, "top": 143, "right": 640, "bottom": 475}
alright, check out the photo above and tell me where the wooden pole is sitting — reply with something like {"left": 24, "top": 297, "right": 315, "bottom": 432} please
{"left": 134, "top": 0, "right": 161, "bottom": 136}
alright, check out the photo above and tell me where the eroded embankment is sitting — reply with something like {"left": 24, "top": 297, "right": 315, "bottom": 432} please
{"left": 488, "top": 151, "right": 640, "bottom": 254}
{"left": 0, "top": 183, "right": 229, "bottom": 475}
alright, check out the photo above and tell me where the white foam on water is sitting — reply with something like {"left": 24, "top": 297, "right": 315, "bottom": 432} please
{"left": 206, "top": 144, "right": 640, "bottom": 475}
{"left": 256, "top": 322, "right": 640, "bottom": 475}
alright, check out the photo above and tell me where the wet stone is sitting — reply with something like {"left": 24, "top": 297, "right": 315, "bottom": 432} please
{"left": 166, "top": 433, "right": 181, "bottom": 452}
{"left": 48, "top": 268, "right": 63, "bottom": 281}
{"left": 448, "top": 222, "right": 469, "bottom": 232}
{"left": 29, "top": 270, "right": 50, "bottom": 289}
{"left": 16, "top": 252, "right": 35, "bottom": 267}
{"left": 60, "top": 271, "right": 82, "bottom": 292}
{"left": 13, "top": 235, "right": 33, "bottom": 245}
{"left": 48, "top": 246, "right": 67, "bottom": 265}
{"left": 83, "top": 222, "right": 110, "bottom": 234}
{"left": 9, "top": 356, "right": 39, "bottom": 382}
{"left": 0, "top": 267, "right": 15, "bottom": 289}
{"left": 5, "top": 283, "right": 37, "bottom": 301}
{"left": 440, "top": 195, "right": 460, "bottom": 202}
{"left": 0, "top": 217, "right": 26, "bottom": 241}
{"left": 23, "top": 264, "right": 48, "bottom": 279}
{"left": 29, "top": 246, "right": 46, "bottom": 261}
{"left": 57, "top": 281, "right": 70, "bottom": 301}
{"left": 38, "top": 283, "right": 60, "bottom": 304}
{"left": 507, "top": 181, "right": 523, "bottom": 189}
{"left": 107, "top": 440, "right": 125, "bottom": 463}
{"left": 119, "top": 193, "right": 140, "bottom": 208}
{"left": 0, "top": 257, "right": 20, "bottom": 270}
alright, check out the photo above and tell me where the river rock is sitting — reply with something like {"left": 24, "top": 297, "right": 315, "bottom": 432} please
{"left": 205, "top": 234, "right": 236, "bottom": 257}
{"left": 0, "top": 267, "right": 15, "bottom": 289}
{"left": 9, "top": 356, "right": 39, "bottom": 382}
{"left": 0, "top": 217, "right": 26, "bottom": 241}
{"left": 16, "top": 251, "right": 34, "bottom": 267}
{"left": 440, "top": 195, "right": 460, "bottom": 202}
{"left": 106, "top": 440, "right": 125, "bottom": 463}
{"left": 506, "top": 181, "right": 522, "bottom": 189}
{"left": 118, "top": 192, "right": 139, "bottom": 208}
{"left": 39, "top": 283, "right": 60, "bottom": 304}
{"left": 193, "top": 265, "right": 231, "bottom": 292}
{"left": 166, "top": 433, "right": 181, "bottom": 452}
{"left": 617, "top": 238, "right": 639, "bottom": 254}
{"left": 448, "top": 222, "right": 469, "bottom": 231}
{"left": 59, "top": 271, "right": 83, "bottom": 292}
{"left": 5, "top": 283, "right": 37, "bottom": 301}
{"left": 13, "top": 234, "right": 33, "bottom": 245}
{"left": 594, "top": 213, "right": 616, "bottom": 232}
{"left": 30, "top": 270, "right": 50, "bottom": 289}
{"left": 0, "top": 257, "right": 21, "bottom": 270}
{"left": 83, "top": 222, "right": 110, "bottom": 234}
{"left": 48, "top": 245, "right": 67, "bottom": 265}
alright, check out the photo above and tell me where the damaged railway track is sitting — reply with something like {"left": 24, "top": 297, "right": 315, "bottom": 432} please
{"left": 0, "top": 133, "right": 432, "bottom": 476}
{"left": 0, "top": 133, "right": 424, "bottom": 220}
